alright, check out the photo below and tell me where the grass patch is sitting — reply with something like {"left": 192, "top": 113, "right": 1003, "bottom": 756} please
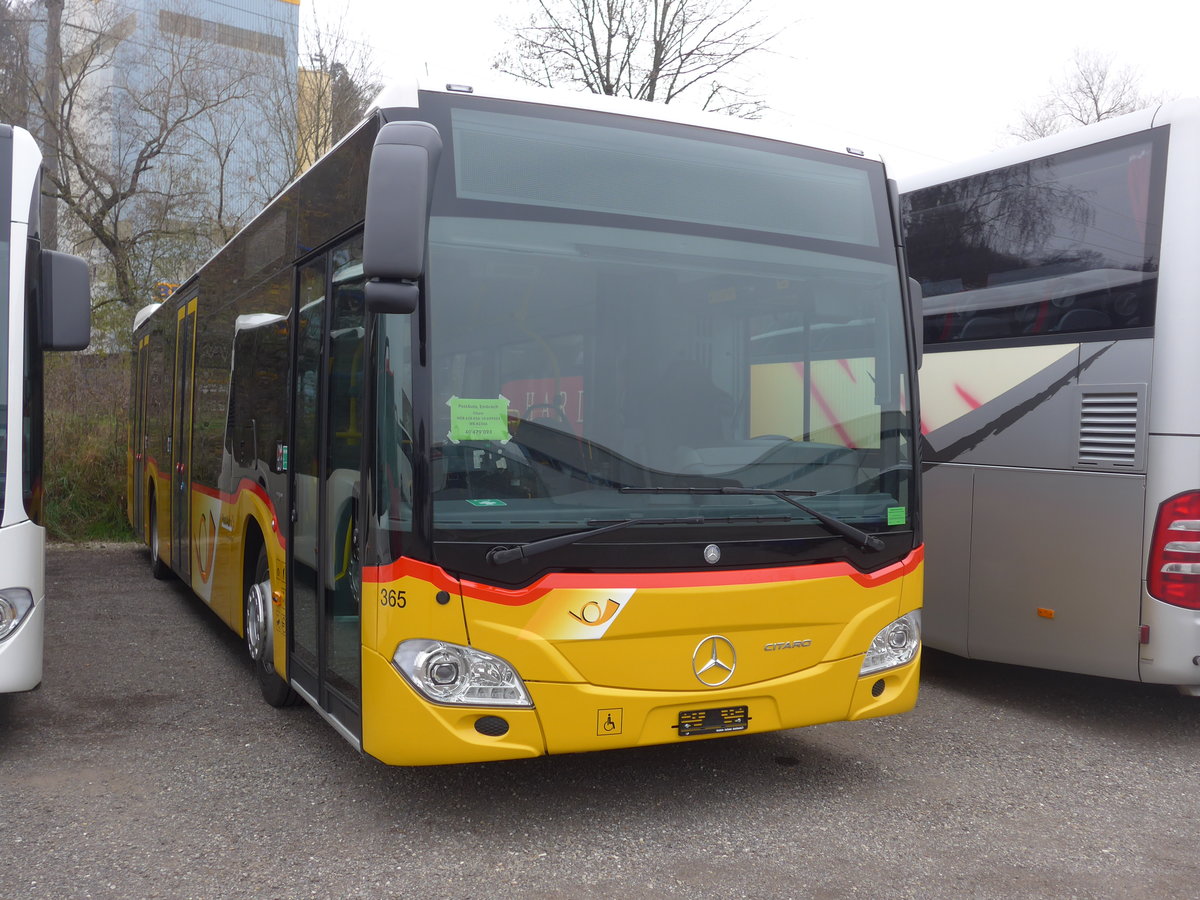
{"left": 43, "top": 352, "right": 134, "bottom": 543}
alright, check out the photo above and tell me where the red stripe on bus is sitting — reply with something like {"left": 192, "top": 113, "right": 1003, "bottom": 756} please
{"left": 362, "top": 557, "right": 467, "bottom": 593}
{"left": 189, "top": 479, "right": 286, "bottom": 547}
{"left": 363, "top": 546, "right": 923, "bottom": 604}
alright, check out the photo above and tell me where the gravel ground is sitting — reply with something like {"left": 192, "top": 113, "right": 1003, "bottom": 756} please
{"left": 1, "top": 544, "right": 1198, "bottom": 899}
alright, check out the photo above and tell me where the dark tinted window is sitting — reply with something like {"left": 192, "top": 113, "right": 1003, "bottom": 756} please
{"left": 903, "top": 128, "right": 1166, "bottom": 345}
{"left": 451, "top": 107, "right": 884, "bottom": 248}
{"left": 227, "top": 311, "right": 289, "bottom": 475}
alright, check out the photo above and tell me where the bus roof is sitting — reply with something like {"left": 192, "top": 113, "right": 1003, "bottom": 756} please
{"left": 371, "top": 72, "right": 884, "bottom": 165}
{"left": 135, "top": 74, "right": 893, "bottom": 332}
{"left": 132, "top": 303, "right": 160, "bottom": 333}
{"left": 899, "top": 97, "right": 1200, "bottom": 194}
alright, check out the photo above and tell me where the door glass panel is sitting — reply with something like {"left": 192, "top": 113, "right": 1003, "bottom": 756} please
{"left": 373, "top": 306, "right": 416, "bottom": 561}
{"left": 135, "top": 343, "right": 149, "bottom": 536}
{"left": 291, "top": 260, "right": 326, "bottom": 678}
{"left": 172, "top": 304, "right": 196, "bottom": 578}
{"left": 324, "top": 239, "right": 364, "bottom": 703}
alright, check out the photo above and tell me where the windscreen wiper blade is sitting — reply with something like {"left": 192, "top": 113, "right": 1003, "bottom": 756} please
{"left": 486, "top": 516, "right": 704, "bottom": 566}
{"left": 485, "top": 513, "right": 792, "bottom": 566}
{"left": 620, "top": 486, "right": 885, "bottom": 552}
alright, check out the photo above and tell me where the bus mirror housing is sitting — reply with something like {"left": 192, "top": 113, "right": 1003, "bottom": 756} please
{"left": 40, "top": 249, "right": 91, "bottom": 350}
{"left": 908, "top": 277, "right": 923, "bottom": 369}
{"left": 363, "top": 121, "right": 443, "bottom": 315}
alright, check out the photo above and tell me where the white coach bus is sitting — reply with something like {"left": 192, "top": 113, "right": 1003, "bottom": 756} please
{"left": 0, "top": 124, "right": 90, "bottom": 693}
{"left": 900, "top": 99, "right": 1200, "bottom": 693}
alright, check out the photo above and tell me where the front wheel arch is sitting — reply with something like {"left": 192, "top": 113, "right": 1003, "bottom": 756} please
{"left": 243, "top": 524, "right": 296, "bottom": 708}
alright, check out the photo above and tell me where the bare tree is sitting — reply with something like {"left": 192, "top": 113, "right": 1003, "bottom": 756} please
{"left": 1012, "top": 49, "right": 1162, "bottom": 141}
{"left": 252, "top": 3, "right": 380, "bottom": 203}
{"left": 5, "top": 0, "right": 289, "bottom": 313}
{"left": 495, "top": 0, "right": 777, "bottom": 118}
{"left": 0, "top": 1, "right": 34, "bottom": 129}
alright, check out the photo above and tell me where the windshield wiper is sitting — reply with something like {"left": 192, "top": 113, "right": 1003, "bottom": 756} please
{"left": 486, "top": 517, "right": 701, "bottom": 566}
{"left": 485, "top": 513, "right": 789, "bottom": 566}
{"left": 621, "top": 486, "right": 885, "bottom": 552}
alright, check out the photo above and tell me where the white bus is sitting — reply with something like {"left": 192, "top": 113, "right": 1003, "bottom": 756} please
{"left": 901, "top": 99, "right": 1200, "bottom": 692}
{"left": 0, "top": 124, "right": 91, "bottom": 693}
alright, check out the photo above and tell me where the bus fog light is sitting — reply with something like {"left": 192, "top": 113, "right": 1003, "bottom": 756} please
{"left": 860, "top": 611, "right": 921, "bottom": 676}
{"left": 393, "top": 639, "right": 533, "bottom": 708}
{"left": 0, "top": 588, "right": 34, "bottom": 641}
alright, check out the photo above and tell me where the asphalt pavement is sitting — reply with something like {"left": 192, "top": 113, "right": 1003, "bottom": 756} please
{"left": 2, "top": 544, "right": 1198, "bottom": 900}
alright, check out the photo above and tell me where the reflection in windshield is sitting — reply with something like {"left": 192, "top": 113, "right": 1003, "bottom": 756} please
{"left": 418, "top": 218, "right": 912, "bottom": 537}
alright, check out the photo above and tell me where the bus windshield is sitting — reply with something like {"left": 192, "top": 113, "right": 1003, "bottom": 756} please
{"left": 377, "top": 99, "right": 915, "bottom": 569}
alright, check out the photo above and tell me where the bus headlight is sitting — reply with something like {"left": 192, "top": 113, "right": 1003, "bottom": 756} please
{"left": 0, "top": 588, "right": 34, "bottom": 641}
{"left": 859, "top": 611, "right": 921, "bottom": 676}
{"left": 393, "top": 639, "right": 533, "bottom": 708}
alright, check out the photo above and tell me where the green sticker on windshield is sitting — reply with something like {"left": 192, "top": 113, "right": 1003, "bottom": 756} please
{"left": 448, "top": 395, "right": 510, "bottom": 442}
{"left": 887, "top": 507, "right": 906, "bottom": 526}
{"left": 467, "top": 499, "right": 508, "bottom": 507}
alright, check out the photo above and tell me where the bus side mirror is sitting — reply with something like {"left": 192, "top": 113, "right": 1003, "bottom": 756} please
{"left": 41, "top": 249, "right": 91, "bottom": 350}
{"left": 363, "top": 121, "right": 443, "bottom": 315}
{"left": 908, "top": 277, "right": 923, "bottom": 369}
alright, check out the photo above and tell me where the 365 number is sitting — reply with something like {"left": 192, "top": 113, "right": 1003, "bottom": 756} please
{"left": 380, "top": 588, "right": 407, "bottom": 608}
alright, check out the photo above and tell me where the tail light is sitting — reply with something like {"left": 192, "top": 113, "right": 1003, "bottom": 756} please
{"left": 1147, "top": 491, "right": 1200, "bottom": 609}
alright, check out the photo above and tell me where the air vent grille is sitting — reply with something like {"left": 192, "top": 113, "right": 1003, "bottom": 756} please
{"left": 1078, "top": 391, "right": 1140, "bottom": 468}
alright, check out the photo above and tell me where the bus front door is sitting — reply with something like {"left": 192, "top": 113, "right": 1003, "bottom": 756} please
{"left": 288, "top": 240, "right": 365, "bottom": 742}
{"left": 171, "top": 297, "right": 197, "bottom": 578}
{"left": 133, "top": 336, "right": 150, "bottom": 538}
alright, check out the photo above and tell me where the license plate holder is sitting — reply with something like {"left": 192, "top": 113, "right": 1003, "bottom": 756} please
{"left": 677, "top": 705, "right": 749, "bottom": 737}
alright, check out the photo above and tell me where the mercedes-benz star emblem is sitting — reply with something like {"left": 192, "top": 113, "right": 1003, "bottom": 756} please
{"left": 703, "top": 544, "right": 721, "bottom": 565}
{"left": 692, "top": 635, "right": 737, "bottom": 686}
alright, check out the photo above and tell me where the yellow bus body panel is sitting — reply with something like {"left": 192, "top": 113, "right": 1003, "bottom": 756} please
{"left": 361, "top": 551, "right": 922, "bottom": 766}
{"left": 182, "top": 482, "right": 290, "bottom": 678}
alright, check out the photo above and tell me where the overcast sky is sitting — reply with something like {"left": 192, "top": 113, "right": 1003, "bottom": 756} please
{"left": 326, "top": 0, "right": 1199, "bottom": 179}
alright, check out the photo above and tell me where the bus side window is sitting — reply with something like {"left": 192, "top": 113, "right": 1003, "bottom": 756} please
{"left": 376, "top": 322, "right": 415, "bottom": 533}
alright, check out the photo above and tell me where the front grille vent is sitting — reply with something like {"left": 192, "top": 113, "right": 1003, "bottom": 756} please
{"left": 1077, "top": 388, "right": 1143, "bottom": 469}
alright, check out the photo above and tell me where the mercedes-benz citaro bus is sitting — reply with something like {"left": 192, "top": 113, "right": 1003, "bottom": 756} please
{"left": 0, "top": 123, "right": 91, "bottom": 694}
{"left": 902, "top": 99, "right": 1200, "bottom": 694}
{"left": 127, "top": 76, "right": 923, "bottom": 765}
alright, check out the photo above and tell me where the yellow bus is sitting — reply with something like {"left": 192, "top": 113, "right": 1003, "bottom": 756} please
{"left": 127, "top": 77, "right": 923, "bottom": 765}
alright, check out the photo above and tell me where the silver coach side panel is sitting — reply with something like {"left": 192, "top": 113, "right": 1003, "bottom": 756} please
{"left": 922, "top": 340, "right": 1152, "bottom": 681}
{"left": 908, "top": 106, "right": 1169, "bottom": 682}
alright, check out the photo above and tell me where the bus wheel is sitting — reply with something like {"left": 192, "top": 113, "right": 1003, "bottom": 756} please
{"left": 149, "top": 499, "right": 168, "bottom": 580}
{"left": 246, "top": 545, "right": 296, "bottom": 708}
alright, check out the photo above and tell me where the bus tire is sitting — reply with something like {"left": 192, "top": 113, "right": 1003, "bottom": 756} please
{"left": 148, "top": 495, "right": 169, "bottom": 581}
{"left": 246, "top": 543, "right": 296, "bottom": 708}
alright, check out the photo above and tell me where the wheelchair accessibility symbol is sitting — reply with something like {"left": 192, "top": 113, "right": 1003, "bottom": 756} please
{"left": 596, "top": 708, "right": 623, "bottom": 736}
